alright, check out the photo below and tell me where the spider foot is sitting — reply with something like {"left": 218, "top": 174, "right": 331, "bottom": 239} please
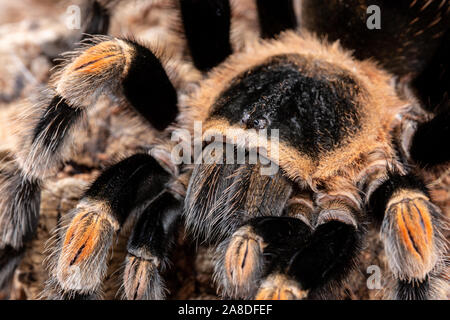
{"left": 382, "top": 190, "right": 447, "bottom": 299}
{"left": 255, "top": 274, "right": 307, "bottom": 300}
{"left": 52, "top": 199, "right": 118, "bottom": 294}
{"left": 215, "top": 216, "right": 312, "bottom": 299}
{"left": 383, "top": 192, "right": 439, "bottom": 279}
{"left": 221, "top": 226, "right": 266, "bottom": 298}
{"left": 0, "top": 162, "right": 41, "bottom": 292}
{"left": 370, "top": 173, "right": 448, "bottom": 299}
{"left": 122, "top": 191, "right": 181, "bottom": 300}
{"left": 123, "top": 254, "right": 165, "bottom": 300}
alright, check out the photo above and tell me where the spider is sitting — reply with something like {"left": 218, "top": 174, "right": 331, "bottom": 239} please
{"left": 0, "top": 0, "right": 448, "bottom": 300}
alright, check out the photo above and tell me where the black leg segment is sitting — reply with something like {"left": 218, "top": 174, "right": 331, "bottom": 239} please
{"left": 32, "top": 96, "right": 83, "bottom": 153}
{"left": 179, "top": 0, "right": 233, "bottom": 71}
{"left": 287, "top": 221, "right": 361, "bottom": 291}
{"left": 410, "top": 105, "right": 450, "bottom": 167}
{"left": 85, "top": 153, "right": 171, "bottom": 225}
{"left": 0, "top": 171, "right": 41, "bottom": 291}
{"left": 46, "top": 153, "right": 172, "bottom": 298}
{"left": 411, "top": 30, "right": 450, "bottom": 113}
{"left": 127, "top": 192, "right": 181, "bottom": 262}
{"left": 217, "top": 216, "right": 312, "bottom": 299}
{"left": 122, "top": 40, "right": 179, "bottom": 131}
{"left": 82, "top": 0, "right": 111, "bottom": 40}
{"left": 256, "top": 0, "right": 297, "bottom": 39}
{"left": 249, "top": 216, "right": 312, "bottom": 270}
{"left": 124, "top": 192, "right": 182, "bottom": 300}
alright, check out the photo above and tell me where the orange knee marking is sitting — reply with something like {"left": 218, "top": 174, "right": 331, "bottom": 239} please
{"left": 63, "top": 212, "right": 102, "bottom": 266}
{"left": 255, "top": 275, "right": 307, "bottom": 300}
{"left": 255, "top": 288, "right": 299, "bottom": 300}
{"left": 225, "top": 229, "right": 264, "bottom": 287}
{"left": 225, "top": 238, "right": 257, "bottom": 282}
{"left": 396, "top": 204, "right": 419, "bottom": 259}
{"left": 71, "top": 41, "right": 123, "bottom": 74}
{"left": 255, "top": 287, "right": 279, "bottom": 300}
{"left": 413, "top": 199, "right": 433, "bottom": 244}
{"left": 279, "top": 288, "right": 297, "bottom": 300}
{"left": 395, "top": 197, "right": 434, "bottom": 262}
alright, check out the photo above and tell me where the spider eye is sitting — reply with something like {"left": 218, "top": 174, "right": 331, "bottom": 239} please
{"left": 252, "top": 118, "right": 268, "bottom": 129}
{"left": 240, "top": 112, "right": 269, "bottom": 129}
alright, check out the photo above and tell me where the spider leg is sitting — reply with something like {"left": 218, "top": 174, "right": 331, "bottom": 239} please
{"left": 185, "top": 154, "right": 293, "bottom": 244}
{"left": 255, "top": 200, "right": 364, "bottom": 300}
{"left": 186, "top": 147, "right": 306, "bottom": 299}
{"left": 0, "top": 158, "right": 41, "bottom": 294}
{"left": 411, "top": 30, "right": 450, "bottom": 113}
{"left": 82, "top": 0, "right": 111, "bottom": 40}
{"left": 34, "top": 37, "right": 177, "bottom": 171}
{"left": 44, "top": 154, "right": 171, "bottom": 299}
{"left": 179, "top": 0, "right": 233, "bottom": 71}
{"left": 409, "top": 29, "right": 450, "bottom": 167}
{"left": 216, "top": 215, "right": 312, "bottom": 299}
{"left": 123, "top": 191, "right": 182, "bottom": 300}
{"left": 214, "top": 190, "right": 314, "bottom": 299}
{"left": 0, "top": 37, "right": 178, "bottom": 293}
{"left": 256, "top": 0, "right": 298, "bottom": 39}
{"left": 410, "top": 103, "right": 450, "bottom": 167}
{"left": 368, "top": 172, "right": 448, "bottom": 299}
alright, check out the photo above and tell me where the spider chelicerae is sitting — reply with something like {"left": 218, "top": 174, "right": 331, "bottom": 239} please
{"left": 0, "top": 0, "right": 448, "bottom": 300}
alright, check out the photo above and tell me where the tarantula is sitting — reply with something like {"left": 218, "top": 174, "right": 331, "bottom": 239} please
{"left": 0, "top": 0, "right": 449, "bottom": 300}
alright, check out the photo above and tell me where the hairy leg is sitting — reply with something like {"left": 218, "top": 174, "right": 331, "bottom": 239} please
{"left": 216, "top": 215, "right": 312, "bottom": 299}
{"left": 410, "top": 103, "right": 450, "bottom": 167}
{"left": 0, "top": 156, "right": 41, "bottom": 293}
{"left": 369, "top": 172, "right": 447, "bottom": 299}
{"left": 123, "top": 192, "right": 182, "bottom": 300}
{"left": 179, "top": 0, "right": 232, "bottom": 71}
{"left": 184, "top": 157, "right": 292, "bottom": 245}
{"left": 44, "top": 154, "right": 171, "bottom": 299}
{"left": 411, "top": 30, "right": 450, "bottom": 113}
{"left": 409, "top": 29, "right": 450, "bottom": 167}
{"left": 82, "top": 0, "right": 111, "bottom": 40}
{"left": 0, "top": 36, "right": 179, "bottom": 292}
{"left": 255, "top": 199, "right": 364, "bottom": 300}
{"left": 256, "top": 0, "right": 297, "bottom": 39}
